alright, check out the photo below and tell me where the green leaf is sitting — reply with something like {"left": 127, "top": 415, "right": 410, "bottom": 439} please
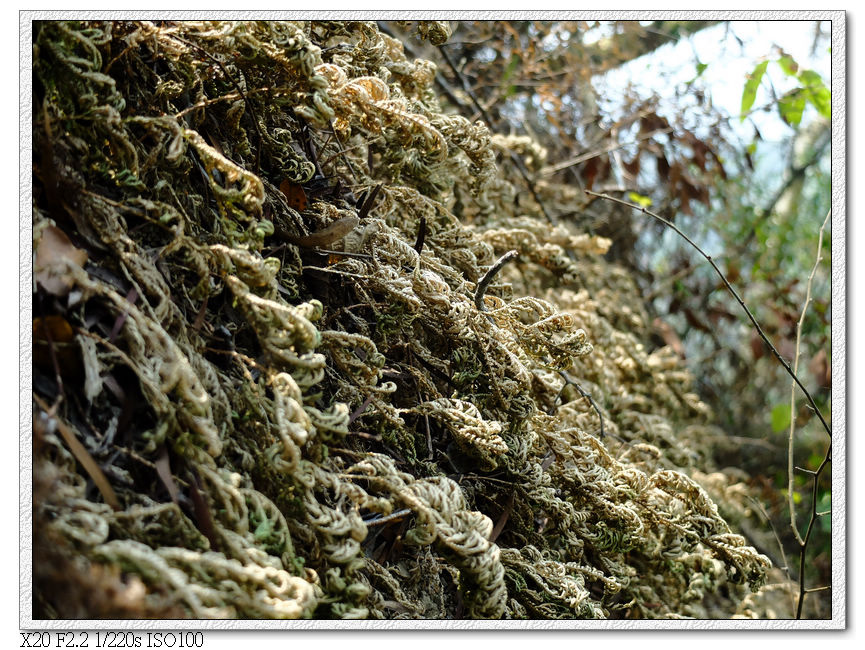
{"left": 798, "top": 69, "right": 832, "bottom": 118}
{"left": 501, "top": 84, "right": 519, "bottom": 100}
{"left": 627, "top": 191, "right": 652, "bottom": 208}
{"left": 781, "top": 488, "right": 802, "bottom": 505}
{"left": 501, "top": 53, "right": 520, "bottom": 85}
{"left": 807, "top": 85, "right": 832, "bottom": 119}
{"left": 797, "top": 69, "right": 824, "bottom": 86}
{"left": 499, "top": 54, "right": 521, "bottom": 99}
{"left": 778, "top": 89, "right": 806, "bottom": 126}
{"left": 777, "top": 54, "right": 799, "bottom": 76}
{"left": 770, "top": 403, "right": 793, "bottom": 432}
{"left": 685, "top": 61, "right": 709, "bottom": 86}
{"left": 741, "top": 60, "right": 769, "bottom": 121}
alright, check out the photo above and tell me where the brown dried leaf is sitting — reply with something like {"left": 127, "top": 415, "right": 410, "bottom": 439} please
{"left": 35, "top": 225, "right": 88, "bottom": 296}
{"left": 653, "top": 317, "right": 685, "bottom": 359}
{"left": 640, "top": 112, "right": 670, "bottom": 134}
{"left": 750, "top": 334, "right": 765, "bottom": 360}
{"left": 656, "top": 153, "right": 670, "bottom": 182}
{"left": 154, "top": 446, "right": 180, "bottom": 505}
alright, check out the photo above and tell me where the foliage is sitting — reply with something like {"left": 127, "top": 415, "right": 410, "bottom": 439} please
{"left": 740, "top": 52, "right": 831, "bottom": 127}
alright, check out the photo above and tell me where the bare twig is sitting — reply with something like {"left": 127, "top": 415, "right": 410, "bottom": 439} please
{"left": 585, "top": 190, "right": 831, "bottom": 441}
{"left": 747, "top": 496, "right": 790, "bottom": 579}
{"left": 734, "top": 132, "right": 830, "bottom": 257}
{"left": 347, "top": 430, "right": 382, "bottom": 441}
{"left": 375, "top": 22, "right": 468, "bottom": 112}
{"left": 33, "top": 394, "right": 121, "bottom": 511}
{"left": 305, "top": 249, "right": 373, "bottom": 261}
{"left": 328, "top": 119, "right": 361, "bottom": 183}
{"left": 797, "top": 446, "right": 831, "bottom": 618}
{"left": 318, "top": 137, "right": 372, "bottom": 169}
{"left": 413, "top": 216, "right": 427, "bottom": 255}
{"left": 348, "top": 393, "right": 375, "bottom": 425}
{"left": 559, "top": 371, "right": 606, "bottom": 440}
{"left": 475, "top": 250, "right": 519, "bottom": 313}
{"left": 541, "top": 127, "right": 674, "bottom": 177}
{"left": 363, "top": 508, "right": 412, "bottom": 527}
{"left": 789, "top": 210, "right": 832, "bottom": 616}
{"left": 788, "top": 209, "right": 830, "bottom": 545}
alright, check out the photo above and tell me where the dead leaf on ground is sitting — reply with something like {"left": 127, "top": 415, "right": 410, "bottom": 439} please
{"left": 35, "top": 224, "right": 88, "bottom": 296}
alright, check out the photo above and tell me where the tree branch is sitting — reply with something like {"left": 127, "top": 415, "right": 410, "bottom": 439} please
{"left": 475, "top": 250, "right": 519, "bottom": 315}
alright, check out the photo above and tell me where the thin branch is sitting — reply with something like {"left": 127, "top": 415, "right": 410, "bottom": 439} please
{"left": 475, "top": 250, "right": 519, "bottom": 313}
{"left": 348, "top": 393, "right": 375, "bottom": 425}
{"left": 796, "top": 445, "right": 831, "bottom": 619}
{"left": 788, "top": 209, "right": 831, "bottom": 544}
{"left": 559, "top": 371, "right": 606, "bottom": 440}
{"left": 541, "top": 127, "right": 673, "bottom": 177}
{"left": 363, "top": 509, "right": 412, "bottom": 527}
{"left": 375, "top": 22, "right": 469, "bottom": 112}
{"left": 585, "top": 190, "right": 831, "bottom": 441}
{"left": 328, "top": 119, "right": 361, "bottom": 184}
{"left": 734, "top": 132, "right": 830, "bottom": 257}
{"left": 747, "top": 496, "right": 790, "bottom": 579}
{"left": 307, "top": 249, "right": 373, "bottom": 261}
{"left": 33, "top": 394, "right": 121, "bottom": 511}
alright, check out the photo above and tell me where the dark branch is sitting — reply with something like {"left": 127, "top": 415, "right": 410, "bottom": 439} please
{"left": 475, "top": 250, "right": 519, "bottom": 313}
{"left": 796, "top": 444, "right": 831, "bottom": 618}
{"left": 413, "top": 216, "right": 427, "bottom": 255}
{"left": 559, "top": 371, "right": 606, "bottom": 440}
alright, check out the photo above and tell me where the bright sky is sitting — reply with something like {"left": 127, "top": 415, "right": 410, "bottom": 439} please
{"left": 599, "top": 20, "right": 831, "bottom": 143}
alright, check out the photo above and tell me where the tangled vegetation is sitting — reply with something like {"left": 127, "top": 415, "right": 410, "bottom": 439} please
{"left": 32, "top": 20, "right": 796, "bottom": 621}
